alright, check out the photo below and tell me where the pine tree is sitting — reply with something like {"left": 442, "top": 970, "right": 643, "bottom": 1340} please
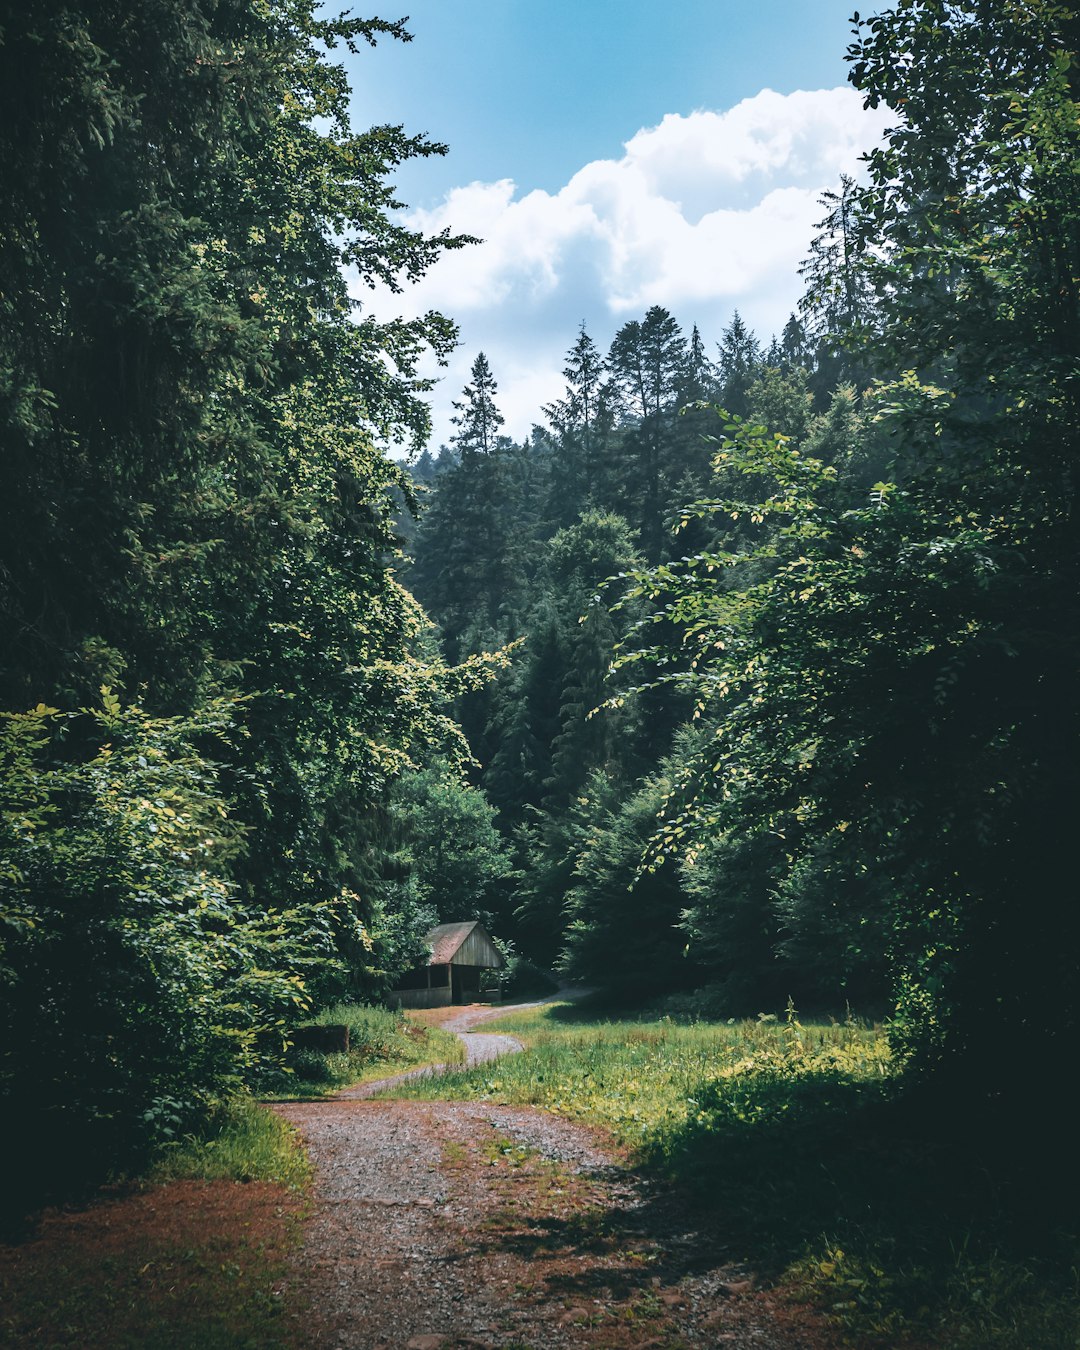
{"left": 543, "top": 324, "right": 611, "bottom": 524}
{"left": 607, "top": 306, "right": 688, "bottom": 557}
{"left": 679, "top": 324, "right": 720, "bottom": 404}
{"left": 451, "top": 352, "right": 505, "bottom": 458}
{"left": 716, "top": 311, "right": 762, "bottom": 417}
{"left": 668, "top": 323, "right": 722, "bottom": 504}
{"left": 780, "top": 314, "right": 811, "bottom": 373}
{"left": 798, "top": 175, "right": 876, "bottom": 394}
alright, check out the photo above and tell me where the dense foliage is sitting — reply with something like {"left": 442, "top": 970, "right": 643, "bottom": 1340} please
{"left": 0, "top": 0, "right": 492, "bottom": 1196}
{"left": 405, "top": 0, "right": 1080, "bottom": 1169}
{"left": 614, "top": 0, "right": 1080, "bottom": 1116}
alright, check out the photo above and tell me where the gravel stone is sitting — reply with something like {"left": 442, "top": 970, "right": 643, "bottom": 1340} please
{"left": 276, "top": 999, "right": 833, "bottom": 1349}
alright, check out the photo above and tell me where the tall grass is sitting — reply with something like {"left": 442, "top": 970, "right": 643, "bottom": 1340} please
{"left": 388, "top": 1000, "right": 1079, "bottom": 1350}
{"left": 264, "top": 1001, "right": 464, "bottom": 1098}
{"left": 387, "top": 1001, "right": 894, "bottom": 1251}
{"left": 388, "top": 1001, "right": 889, "bottom": 1145}
{"left": 150, "top": 1096, "right": 312, "bottom": 1189}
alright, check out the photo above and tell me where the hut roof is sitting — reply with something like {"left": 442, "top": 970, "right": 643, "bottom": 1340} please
{"left": 425, "top": 920, "right": 504, "bottom": 968}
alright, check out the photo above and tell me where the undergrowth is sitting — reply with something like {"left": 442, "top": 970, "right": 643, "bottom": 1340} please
{"left": 151, "top": 1004, "right": 463, "bottom": 1188}
{"left": 387, "top": 999, "right": 1079, "bottom": 1349}
{"left": 261, "top": 1001, "right": 464, "bottom": 1099}
{"left": 150, "top": 1095, "right": 311, "bottom": 1189}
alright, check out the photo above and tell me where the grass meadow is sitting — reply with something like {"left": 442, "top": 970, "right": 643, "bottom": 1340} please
{"left": 393, "top": 999, "right": 889, "bottom": 1145}
{"left": 390, "top": 999, "right": 1079, "bottom": 1349}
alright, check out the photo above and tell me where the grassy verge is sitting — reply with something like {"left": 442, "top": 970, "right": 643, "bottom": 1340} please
{"left": 150, "top": 1095, "right": 312, "bottom": 1189}
{"left": 1, "top": 1097, "right": 309, "bottom": 1350}
{"left": 0, "top": 1183, "right": 306, "bottom": 1350}
{"left": 387, "top": 999, "right": 1079, "bottom": 1349}
{"left": 261, "top": 1001, "right": 465, "bottom": 1099}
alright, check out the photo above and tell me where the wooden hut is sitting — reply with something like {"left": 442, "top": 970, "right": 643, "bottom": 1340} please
{"left": 390, "top": 921, "right": 505, "bottom": 1009}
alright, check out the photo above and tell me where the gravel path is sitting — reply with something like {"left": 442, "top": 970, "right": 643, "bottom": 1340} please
{"left": 277, "top": 1099, "right": 599, "bottom": 1348}
{"left": 457, "top": 1031, "right": 523, "bottom": 1067}
{"left": 276, "top": 1000, "right": 831, "bottom": 1350}
{"left": 335, "top": 1001, "right": 529, "bottom": 1101}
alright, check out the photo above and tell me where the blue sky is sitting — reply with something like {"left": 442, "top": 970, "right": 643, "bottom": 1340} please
{"left": 348, "top": 1, "right": 861, "bottom": 204}
{"left": 338, "top": 2, "right": 885, "bottom": 447}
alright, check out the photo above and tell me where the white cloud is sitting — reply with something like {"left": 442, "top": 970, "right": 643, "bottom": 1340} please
{"left": 356, "top": 86, "right": 887, "bottom": 449}
{"left": 624, "top": 89, "right": 881, "bottom": 207}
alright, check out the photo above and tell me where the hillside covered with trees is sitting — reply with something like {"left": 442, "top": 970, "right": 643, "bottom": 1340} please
{"left": 1, "top": 0, "right": 1077, "bottom": 1293}
{"left": 404, "top": 2, "right": 1080, "bottom": 1158}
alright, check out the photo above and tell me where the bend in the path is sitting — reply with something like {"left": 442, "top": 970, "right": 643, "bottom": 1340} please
{"left": 439, "top": 988, "right": 588, "bottom": 1033}
{"left": 335, "top": 990, "right": 586, "bottom": 1101}
{"left": 279, "top": 987, "right": 825, "bottom": 1349}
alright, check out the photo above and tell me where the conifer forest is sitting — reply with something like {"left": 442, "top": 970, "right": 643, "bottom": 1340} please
{"left": 1, "top": 3, "right": 1078, "bottom": 1346}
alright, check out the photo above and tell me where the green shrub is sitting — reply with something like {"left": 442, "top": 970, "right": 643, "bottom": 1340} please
{"left": 502, "top": 955, "right": 559, "bottom": 1000}
{"left": 307, "top": 1002, "right": 412, "bottom": 1059}
{"left": 150, "top": 1096, "right": 311, "bottom": 1189}
{"left": 1, "top": 701, "right": 323, "bottom": 1212}
{"left": 264, "top": 1002, "right": 464, "bottom": 1096}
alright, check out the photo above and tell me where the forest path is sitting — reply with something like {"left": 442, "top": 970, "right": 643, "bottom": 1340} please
{"left": 333, "top": 996, "right": 554, "bottom": 1101}
{"left": 275, "top": 1001, "right": 835, "bottom": 1350}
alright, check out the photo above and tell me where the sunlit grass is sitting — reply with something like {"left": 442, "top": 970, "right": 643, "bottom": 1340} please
{"left": 386, "top": 1000, "right": 890, "bottom": 1146}
{"left": 262, "top": 1001, "right": 465, "bottom": 1099}
{"left": 150, "top": 1096, "right": 312, "bottom": 1189}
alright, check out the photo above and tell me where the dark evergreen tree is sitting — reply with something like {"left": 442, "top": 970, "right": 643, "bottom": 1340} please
{"left": 560, "top": 773, "right": 699, "bottom": 997}
{"left": 434, "top": 443, "right": 459, "bottom": 474}
{"left": 715, "top": 311, "right": 762, "bottom": 417}
{"left": 799, "top": 175, "right": 877, "bottom": 395}
{"left": 410, "top": 357, "right": 517, "bottom": 659}
{"left": 451, "top": 351, "right": 504, "bottom": 458}
{"left": 543, "top": 324, "right": 612, "bottom": 524}
{"left": 680, "top": 324, "right": 720, "bottom": 404}
{"left": 780, "top": 313, "right": 811, "bottom": 373}
{"left": 412, "top": 448, "right": 438, "bottom": 483}
{"left": 662, "top": 323, "right": 724, "bottom": 510}
{"left": 483, "top": 603, "right": 566, "bottom": 826}
{"left": 541, "top": 512, "right": 642, "bottom": 810}
{"left": 607, "top": 306, "right": 688, "bottom": 557}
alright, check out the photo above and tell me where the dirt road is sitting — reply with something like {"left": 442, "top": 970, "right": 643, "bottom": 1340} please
{"left": 276, "top": 1003, "right": 833, "bottom": 1349}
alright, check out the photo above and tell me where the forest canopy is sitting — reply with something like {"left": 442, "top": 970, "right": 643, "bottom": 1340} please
{"left": 0, "top": 0, "right": 495, "bottom": 1191}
